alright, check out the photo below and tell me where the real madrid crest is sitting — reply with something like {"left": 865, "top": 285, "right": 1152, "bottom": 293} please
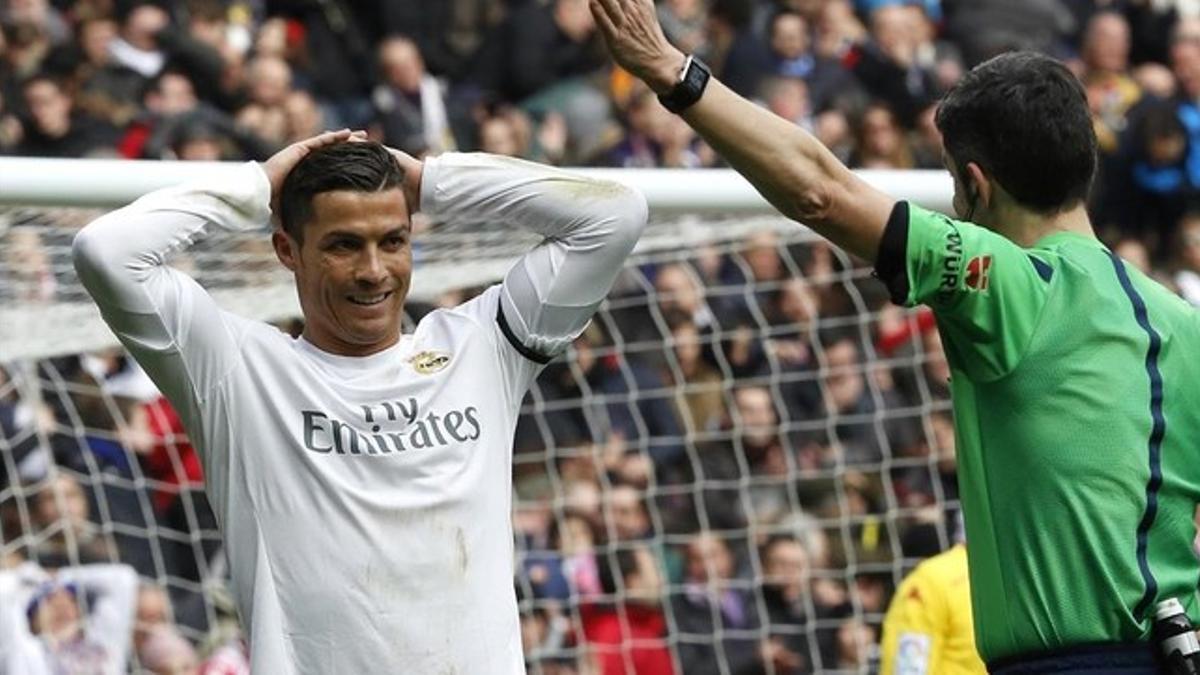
{"left": 409, "top": 350, "right": 452, "bottom": 375}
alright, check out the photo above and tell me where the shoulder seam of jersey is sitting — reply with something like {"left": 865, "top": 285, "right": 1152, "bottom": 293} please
{"left": 495, "top": 304, "right": 554, "bottom": 364}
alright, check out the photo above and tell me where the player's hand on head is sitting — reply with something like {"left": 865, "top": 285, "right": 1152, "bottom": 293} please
{"left": 590, "top": 0, "right": 686, "bottom": 94}
{"left": 382, "top": 146, "right": 424, "bottom": 219}
{"left": 262, "top": 129, "right": 367, "bottom": 220}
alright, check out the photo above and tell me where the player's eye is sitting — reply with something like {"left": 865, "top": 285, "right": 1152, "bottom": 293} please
{"left": 381, "top": 235, "right": 407, "bottom": 250}
{"left": 326, "top": 239, "right": 358, "bottom": 252}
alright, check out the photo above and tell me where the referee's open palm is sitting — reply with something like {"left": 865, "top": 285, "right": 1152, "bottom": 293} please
{"left": 590, "top": 0, "right": 683, "bottom": 90}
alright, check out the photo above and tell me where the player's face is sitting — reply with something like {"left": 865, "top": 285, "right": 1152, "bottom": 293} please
{"left": 280, "top": 188, "right": 412, "bottom": 356}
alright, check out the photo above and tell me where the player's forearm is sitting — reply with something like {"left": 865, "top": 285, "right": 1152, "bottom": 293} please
{"left": 72, "top": 162, "right": 271, "bottom": 313}
{"left": 650, "top": 73, "right": 886, "bottom": 260}
{"left": 422, "top": 153, "right": 648, "bottom": 356}
{"left": 421, "top": 153, "right": 647, "bottom": 244}
{"left": 420, "top": 152, "right": 647, "bottom": 300}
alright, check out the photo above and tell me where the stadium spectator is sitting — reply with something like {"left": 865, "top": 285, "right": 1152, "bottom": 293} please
{"left": 758, "top": 535, "right": 819, "bottom": 672}
{"left": 0, "top": 560, "right": 139, "bottom": 674}
{"left": 372, "top": 36, "right": 456, "bottom": 156}
{"left": 942, "top": 0, "right": 1075, "bottom": 68}
{"left": 767, "top": 9, "right": 854, "bottom": 112}
{"left": 137, "top": 625, "right": 199, "bottom": 675}
{"left": 845, "top": 4, "right": 940, "bottom": 126}
{"left": 658, "top": 0, "right": 708, "bottom": 57}
{"left": 1101, "top": 100, "right": 1192, "bottom": 250}
{"left": 2, "top": 226, "right": 56, "bottom": 302}
{"left": 1114, "top": 236, "right": 1154, "bottom": 276}
{"left": 704, "top": 0, "right": 772, "bottom": 98}
{"left": 670, "top": 532, "right": 760, "bottom": 674}
{"left": 816, "top": 336, "right": 884, "bottom": 464}
{"left": 833, "top": 618, "right": 876, "bottom": 670}
{"left": 664, "top": 309, "right": 726, "bottom": 434}
{"left": 1080, "top": 11, "right": 1140, "bottom": 157}
{"left": 31, "top": 471, "right": 114, "bottom": 566}
{"left": 610, "top": 84, "right": 706, "bottom": 167}
{"left": 17, "top": 72, "right": 118, "bottom": 157}
{"left": 1174, "top": 213, "right": 1200, "bottom": 307}
{"left": 543, "top": 322, "right": 685, "bottom": 469}
{"left": 378, "top": 0, "right": 506, "bottom": 81}
{"left": 851, "top": 101, "right": 914, "bottom": 168}
{"left": 667, "top": 385, "right": 787, "bottom": 534}
{"left": 133, "top": 582, "right": 172, "bottom": 653}
{"left": 760, "top": 76, "right": 812, "bottom": 130}
{"left": 582, "top": 545, "right": 674, "bottom": 674}
{"left": 473, "top": 0, "right": 611, "bottom": 161}
{"left": 656, "top": 262, "right": 715, "bottom": 330}
{"left": 232, "top": 55, "right": 292, "bottom": 146}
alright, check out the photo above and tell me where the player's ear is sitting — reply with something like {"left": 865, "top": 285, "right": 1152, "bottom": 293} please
{"left": 965, "top": 161, "right": 992, "bottom": 209}
{"left": 272, "top": 229, "right": 299, "bottom": 272}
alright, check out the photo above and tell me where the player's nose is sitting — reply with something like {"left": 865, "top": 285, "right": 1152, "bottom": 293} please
{"left": 354, "top": 248, "right": 388, "bottom": 286}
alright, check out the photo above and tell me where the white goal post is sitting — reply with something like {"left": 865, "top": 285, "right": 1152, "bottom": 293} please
{"left": 0, "top": 157, "right": 953, "bottom": 212}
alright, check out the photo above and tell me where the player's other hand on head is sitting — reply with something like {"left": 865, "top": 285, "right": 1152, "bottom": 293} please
{"left": 382, "top": 146, "right": 424, "bottom": 219}
{"left": 262, "top": 129, "right": 367, "bottom": 221}
{"left": 589, "top": 0, "right": 686, "bottom": 94}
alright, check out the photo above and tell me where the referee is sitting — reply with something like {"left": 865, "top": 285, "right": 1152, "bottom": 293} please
{"left": 591, "top": 0, "right": 1200, "bottom": 672}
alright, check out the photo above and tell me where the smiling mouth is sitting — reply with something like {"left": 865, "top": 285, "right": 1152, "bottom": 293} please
{"left": 347, "top": 291, "right": 394, "bottom": 307}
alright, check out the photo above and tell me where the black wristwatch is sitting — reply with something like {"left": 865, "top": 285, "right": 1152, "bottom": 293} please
{"left": 658, "top": 55, "right": 711, "bottom": 114}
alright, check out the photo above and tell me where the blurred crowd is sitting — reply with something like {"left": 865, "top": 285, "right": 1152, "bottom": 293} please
{"left": 4, "top": 0, "right": 1200, "bottom": 672}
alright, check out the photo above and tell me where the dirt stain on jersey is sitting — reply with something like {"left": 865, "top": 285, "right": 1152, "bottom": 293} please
{"left": 455, "top": 527, "right": 468, "bottom": 577}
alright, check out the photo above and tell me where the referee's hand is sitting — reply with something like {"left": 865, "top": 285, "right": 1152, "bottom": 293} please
{"left": 262, "top": 129, "right": 366, "bottom": 222}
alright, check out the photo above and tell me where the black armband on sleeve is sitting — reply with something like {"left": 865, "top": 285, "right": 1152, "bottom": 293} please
{"left": 874, "top": 201, "right": 911, "bottom": 306}
{"left": 496, "top": 305, "right": 554, "bottom": 365}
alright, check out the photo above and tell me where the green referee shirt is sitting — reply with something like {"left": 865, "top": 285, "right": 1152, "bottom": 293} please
{"left": 875, "top": 202, "right": 1200, "bottom": 664}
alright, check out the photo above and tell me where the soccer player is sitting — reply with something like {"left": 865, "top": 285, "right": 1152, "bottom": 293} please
{"left": 879, "top": 519, "right": 985, "bottom": 674}
{"left": 72, "top": 130, "right": 647, "bottom": 672}
{"left": 591, "top": 1, "right": 1200, "bottom": 672}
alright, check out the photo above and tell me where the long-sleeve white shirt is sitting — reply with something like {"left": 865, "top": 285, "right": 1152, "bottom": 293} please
{"left": 0, "top": 562, "right": 139, "bottom": 675}
{"left": 72, "top": 153, "right": 647, "bottom": 674}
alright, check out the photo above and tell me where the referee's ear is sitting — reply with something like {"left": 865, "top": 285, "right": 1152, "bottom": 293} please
{"left": 965, "top": 161, "right": 993, "bottom": 212}
{"left": 273, "top": 229, "right": 299, "bottom": 273}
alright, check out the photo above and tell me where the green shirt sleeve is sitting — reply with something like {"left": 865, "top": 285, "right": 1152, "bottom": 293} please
{"left": 881, "top": 202, "right": 1052, "bottom": 381}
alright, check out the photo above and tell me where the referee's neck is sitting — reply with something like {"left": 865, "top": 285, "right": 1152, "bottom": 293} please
{"left": 989, "top": 202, "right": 1095, "bottom": 248}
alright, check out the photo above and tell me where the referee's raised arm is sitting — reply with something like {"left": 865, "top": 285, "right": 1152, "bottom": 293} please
{"left": 589, "top": 0, "right": 894, "bottom": 262}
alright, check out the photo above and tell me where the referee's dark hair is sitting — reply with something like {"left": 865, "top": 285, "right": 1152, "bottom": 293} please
{"left": 278, "top": 141, "right": 405, "bottom": 245}
{"left": 935, "top": 51, "right": 1097, "bottom": 215}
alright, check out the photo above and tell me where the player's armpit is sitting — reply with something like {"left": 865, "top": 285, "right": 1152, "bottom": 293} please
{"left": 876, "top": 201, "right": 1052, "bottom": 381}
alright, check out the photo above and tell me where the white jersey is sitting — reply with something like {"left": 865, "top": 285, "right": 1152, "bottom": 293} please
{"left": 73, "top": 153, "right": 647, "bottom": 673}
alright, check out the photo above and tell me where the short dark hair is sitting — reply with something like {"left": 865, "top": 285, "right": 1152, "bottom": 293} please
{"left": 278, "top": 142, "right": 405, "bottom": 244}
{"left": 935, "top": 51, "right": 1097, "bottom": 214}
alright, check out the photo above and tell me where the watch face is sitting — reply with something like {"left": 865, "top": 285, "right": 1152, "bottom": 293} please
{"left": 660, "top": 56, "right": 711, "bottom": 114}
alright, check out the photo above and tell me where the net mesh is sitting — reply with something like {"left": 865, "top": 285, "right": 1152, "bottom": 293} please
{"left": 0, "top": 203, "right": 958, "bottom": 673}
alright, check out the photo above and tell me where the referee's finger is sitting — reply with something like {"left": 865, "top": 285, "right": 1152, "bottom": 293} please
{"left": 593, "top": 0, "right": 623, "bottom": 30}
{"left": 590, "top": 0, "right": 620, "bottom": 41}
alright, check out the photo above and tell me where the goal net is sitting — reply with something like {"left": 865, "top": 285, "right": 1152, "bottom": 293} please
{"left": 0, "top": 160, "right": 957, "bottom": 673}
